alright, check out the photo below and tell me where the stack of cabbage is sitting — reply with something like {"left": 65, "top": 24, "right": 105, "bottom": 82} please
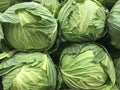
{"left": 0, "top": 0, "right": 120, "bottom": 90}
{"left": 0, "top": 0, "right": 58, "bottom": 90}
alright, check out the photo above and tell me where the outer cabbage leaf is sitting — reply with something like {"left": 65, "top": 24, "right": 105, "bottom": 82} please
{"left": 103, "top": 43, "right": 120, "bottom": 89}
{"left": 107, "top": 0, "right": 120, "bottom": 49}
{"left": 0, "top": 2, "right": 57, "bottom": 52}
{"left": 0, "top": 24, "right": 13, "bottom": 51}
{"left": 59, "top": 43, "right": 115, "bottom": 90}
{"left": 58, "top": 0, "right": 107, "bottom": 42}
{"left": 0, "top": 50, "right": 16, "bottom": 60}
{"left": 0, "top": 52, "right": 57, "bottom": 90}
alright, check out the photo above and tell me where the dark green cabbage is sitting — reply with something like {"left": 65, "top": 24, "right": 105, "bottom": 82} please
{"left": 98, "top": 0, "right": 118, "bottom": 10}
{"left": 107, "top": 0, "right": 120, "bottom": 49}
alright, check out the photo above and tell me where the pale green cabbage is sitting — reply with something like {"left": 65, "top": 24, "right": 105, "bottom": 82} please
{"left": 0, "top": 52, "right": 57, "bottom": 90}
{"left": 0, "top": 2, "right": 57, "bottom": 51}
{"left": 58, "top": 0, "right": 107, "bottom": 42}
{"left": 59, "top": 43, "right": 115, "bottom": 90}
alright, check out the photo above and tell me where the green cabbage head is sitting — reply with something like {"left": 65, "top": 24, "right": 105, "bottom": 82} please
{"left": 58, "top": 0, "right": 107, "bottom": 42}
{"left": 59, "top": 43, "right": 115, "bottom": 90}
{"left": 0, "top": 2, "right": 57, "bottom": 51}
{"left": 0, "top": 52, "right": 57, "bottom": 90}
{"left": 107, "top": 0, "right": 120, "bottom": 49}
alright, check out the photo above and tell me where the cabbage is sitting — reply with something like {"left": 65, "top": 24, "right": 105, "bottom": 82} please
{"left": 0, "top": 2, "right": 57, "bottom": 51}
{"left": 107, "top": 0, "right": 120, "bottom": 49}
{"left": 58, "top": 0, "right": 107, "bottom": 42}
{"left": 59, "top": 43, "right": 115, "bottom": 90}
{"left": 0, "top": 52, "right": 57, "bottom": 90}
